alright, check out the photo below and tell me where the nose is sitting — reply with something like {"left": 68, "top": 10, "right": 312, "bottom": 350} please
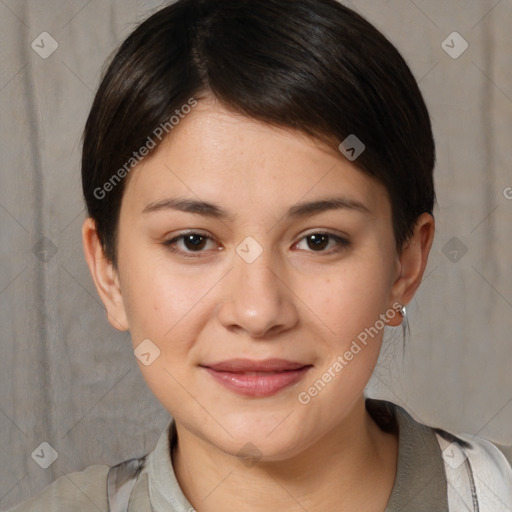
{"left": 216, "top": 247, "right": 299, "bottom": 338}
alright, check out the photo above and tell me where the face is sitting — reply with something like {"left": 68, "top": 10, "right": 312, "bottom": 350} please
{"left": 95, "top": 98, "right": 411, "bottom": 460}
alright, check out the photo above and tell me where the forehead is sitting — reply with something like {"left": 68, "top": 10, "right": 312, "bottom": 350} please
{"left": 121, "top": 99, "right": 391, "bottom": 219}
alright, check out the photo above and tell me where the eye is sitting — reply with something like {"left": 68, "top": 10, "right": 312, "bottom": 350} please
{"left": 163, "top": 230, "right": 350, "bottom": 259}
{"left": 163, "top": 232, "right": 219, "bottom": 257}
{"left": 294, "top": 232, "right": 350, "bottom": 253}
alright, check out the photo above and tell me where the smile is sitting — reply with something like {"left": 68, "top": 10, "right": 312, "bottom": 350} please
{"left": 201, "top": 359, "right": 313, "bottom": 398}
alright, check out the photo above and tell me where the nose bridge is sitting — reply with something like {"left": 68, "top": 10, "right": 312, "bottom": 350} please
{"left": 216, "top": 236, "right": 298, "bottom": 337}
{"left": 236, "top": 244, "right": 279, "bottom": 301}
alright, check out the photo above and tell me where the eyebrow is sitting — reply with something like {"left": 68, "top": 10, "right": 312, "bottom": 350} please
{"left": 142, "top": 196, "right": 371, "bottom": 220}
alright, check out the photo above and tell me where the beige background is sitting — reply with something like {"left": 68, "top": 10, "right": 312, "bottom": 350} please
{"left": 0, "top": 0, "right": 511, "bottom": 508}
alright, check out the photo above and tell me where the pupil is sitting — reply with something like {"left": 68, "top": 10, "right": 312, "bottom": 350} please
{"left": 308, "top": 234, "right": 328, "bottom": 251}
{"left": 185, "top": 235, "right": 206, "bottom": 250}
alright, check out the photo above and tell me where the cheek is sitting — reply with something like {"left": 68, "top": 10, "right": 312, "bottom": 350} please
{"left": 119, "top": 246, "right": 184, "bottom": 327}
{"left": 125, "top": 278, "right": 200, "bottom": 343}
{"left": 119, "top": 255, "right": 222, "bottom": 373}
{"left": 295, "top": 266, "right": 391, "bottom": 414}
{"left": 303, "top": 259, "right": 393, "bottom": 338}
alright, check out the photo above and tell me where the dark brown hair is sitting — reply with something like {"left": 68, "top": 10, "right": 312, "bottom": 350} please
{"left": 82, "top": 0, "right": 436, "bottom": 267}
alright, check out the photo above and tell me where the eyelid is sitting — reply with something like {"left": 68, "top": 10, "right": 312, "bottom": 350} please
{"left": 163, "top": 230, "right": 220, "bottom": 259}
{"left": 293, "top": 231, "right": 351, "bottom": 253}
{"left": 297, "top": 227, "right": 351, "bottom": 242}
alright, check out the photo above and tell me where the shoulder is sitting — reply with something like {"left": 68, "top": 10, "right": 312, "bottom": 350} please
{"left": 487, "top": 439, "right": 512, "bottom": 468}
{"left": 434, "top": 427, "right": 512, "bottom": 509}
{"left": 368, "top": 398, "right": 512, "bottom": 510}
{"left": 3, "top": 465, "right": 110, "bottom": 512}
{"left": 434, "top": 427, "right": 512, "bottom": 473}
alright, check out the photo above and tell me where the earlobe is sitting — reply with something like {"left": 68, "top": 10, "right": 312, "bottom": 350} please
{"left": 387, "top": 213, "right": 435, "bottom": 327}
{"left": 81, "top": 217, "right": 129, "bottom": 332}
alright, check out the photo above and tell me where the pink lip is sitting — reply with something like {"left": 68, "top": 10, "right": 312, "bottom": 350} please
{"left": 201, "top": 359, "right": 312, "bottom": 398}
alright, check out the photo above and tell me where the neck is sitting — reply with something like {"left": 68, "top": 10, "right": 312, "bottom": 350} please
{"left": 173, "top": 396, "right": 398, "bottom": 512}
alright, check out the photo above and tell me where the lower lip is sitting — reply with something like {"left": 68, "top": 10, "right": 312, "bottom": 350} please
{"left": 204, "top": 367, "right": 311, "bottom": 398}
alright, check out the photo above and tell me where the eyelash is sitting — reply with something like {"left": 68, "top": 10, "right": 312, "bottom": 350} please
{"left": 163, "top": 230, "right": 351, "bottom": 259}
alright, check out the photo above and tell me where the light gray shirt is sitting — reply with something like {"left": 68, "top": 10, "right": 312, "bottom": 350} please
{"left": 4, "top": 399, "right": 512, "bottom": 511}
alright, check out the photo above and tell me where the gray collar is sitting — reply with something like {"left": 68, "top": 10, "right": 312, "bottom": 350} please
{"left": 145, "top": 399, "right": 449, "bottom": 511}
{"left": 366, "top": 399, "right": 449, "bottom": 512}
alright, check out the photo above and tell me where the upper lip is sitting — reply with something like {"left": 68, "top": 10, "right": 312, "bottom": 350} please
{"left": 202, "top": 358, "right": 310, "bottom": 372}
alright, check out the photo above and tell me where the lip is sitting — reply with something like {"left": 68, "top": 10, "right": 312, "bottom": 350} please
{"left": 201, "top": 359, "right": 312, "bottom": 398}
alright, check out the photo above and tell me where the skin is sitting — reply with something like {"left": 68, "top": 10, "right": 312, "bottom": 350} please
{"left": 82, "top": 96, "right": 435, "bottom": 511}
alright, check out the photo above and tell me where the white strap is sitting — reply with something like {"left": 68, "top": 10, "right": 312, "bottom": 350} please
{"left": 107, "top": 456, "right": 147, "bottom": 512}
{"left": 436, "top": 432, "right": 512, "bottom": 511}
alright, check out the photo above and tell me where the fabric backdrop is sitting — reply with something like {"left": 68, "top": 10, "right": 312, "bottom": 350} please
{"left": 1, "top": 0, "right": 511, "bottom": 508}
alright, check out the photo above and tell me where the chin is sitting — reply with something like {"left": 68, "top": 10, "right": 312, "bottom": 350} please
{"left": 208, "top": 414, "right": 313, "bottom": 462}
{"left": 220, "top": 435, "right": 307, "bottom": 464}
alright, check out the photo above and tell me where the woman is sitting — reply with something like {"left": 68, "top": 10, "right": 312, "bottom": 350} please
{"left": 6, "top": 0, "right": 512, "bottom": 510}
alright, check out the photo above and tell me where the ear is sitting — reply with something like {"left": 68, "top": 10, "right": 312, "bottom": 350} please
{"left": 387, "top": 213, "right": 435, "bottom": 327}
{"left": 82, "top": 217, "right": 129, "bottom": 331}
